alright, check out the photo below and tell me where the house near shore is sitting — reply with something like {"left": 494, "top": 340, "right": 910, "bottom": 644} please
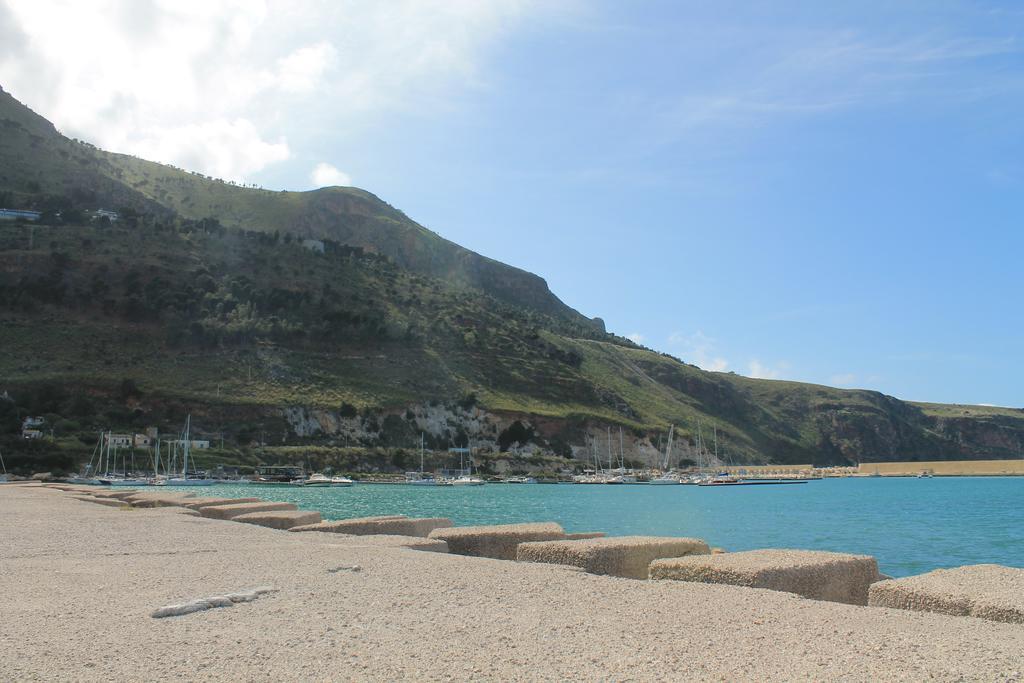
{"left": 301, "top": 238, "right": 325, "bottom": 253}
{"left": 103, "top": 433, "right": 133, "bottom": 448}
{"left": 0, "top": 208, "right": 41, "bottom": 221}
{"left": 94, "top": 208, "right": 119, "bottom": 222}
{"left": 21, "top": 417, "right": 45, "bottom": 439}
{"left": 133, "top": 433, "right": 151, "bottom": 448}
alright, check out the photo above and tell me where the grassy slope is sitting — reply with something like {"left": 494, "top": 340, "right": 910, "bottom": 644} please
{"left": 2, "top": 85, "right": 1022, "bottom": 465}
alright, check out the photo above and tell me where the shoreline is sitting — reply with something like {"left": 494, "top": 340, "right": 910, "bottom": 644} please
{"left": 3, "top": 483, "right": 1024, "bottom": 681}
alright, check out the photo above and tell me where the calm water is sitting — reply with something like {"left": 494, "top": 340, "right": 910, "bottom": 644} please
{"left": 167, "top": 477, "right": 1024, "bottom": 577}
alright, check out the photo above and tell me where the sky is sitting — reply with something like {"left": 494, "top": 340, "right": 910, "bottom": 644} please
{"left": 1, "top": 0, "right": 1022, "bottom": 407}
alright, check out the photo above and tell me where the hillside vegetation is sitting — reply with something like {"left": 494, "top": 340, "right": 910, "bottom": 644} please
{"left": 2, "top": 84, "right": 1022, "bottom": 473}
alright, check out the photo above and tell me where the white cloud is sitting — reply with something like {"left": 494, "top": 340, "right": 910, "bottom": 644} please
{"left": 131, "top": 119, "right": 290, "bottom": 182}
{"left": 667, "top": 330, "right": 729, "bottom": 372}
{"left": 747, "top": 359, "right": 789, "bottom": 380}
{"left": 310, "top": 162, "right": 352, "bottom": 188}
{"left": 626, "top": 332, "right": 645, "bottom": 345}
{"left": 0, "top": 0, "right": 543, "bottom": 182}
{"left": 276, "top": 42, "right": 337, "bottom": 93}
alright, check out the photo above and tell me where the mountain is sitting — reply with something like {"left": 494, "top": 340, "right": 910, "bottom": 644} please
{"left": 2, "top": 84, "right": 1022, "bottom": 473}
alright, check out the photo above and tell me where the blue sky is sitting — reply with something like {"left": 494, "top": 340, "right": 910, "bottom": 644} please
{"left": 2, "top": 1, "right": 1022, "bottom": 406}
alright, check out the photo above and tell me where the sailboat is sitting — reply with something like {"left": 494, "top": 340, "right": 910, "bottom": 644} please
{"left": 451, "top": 443, "right": 484, "bottom": 486}
{"left": 407, "top": 433, "right": 438, "bottom": 486}
{"left": 167, "top": 415, "right": 215, "bottom": 486}
{"left": 68, "top": 436, "right": 103, "bottom": 485}
{"left": 649, "top": 424, "right": 679, "bottom": 485}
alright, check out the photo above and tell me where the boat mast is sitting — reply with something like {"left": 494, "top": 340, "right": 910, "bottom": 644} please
{"left": 607, "top": 427, "right": 613, "bottom": 472}
{"left": 420, "top": 432, "right": 425, "bottom": 474}
{"left": 619, "top": 427, "right": 624, "bottom": 470}
{"left": 183, "top": 415, "right": 191, "bottom": 479}
{"left": 713, "top": 426, "right": 719, "bottom": 469}
{"left": 665, "top": 424, "right": 674, "bottom": 470}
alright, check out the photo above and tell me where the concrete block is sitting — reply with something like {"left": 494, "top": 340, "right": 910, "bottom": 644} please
{"left": 290, "top": 516, "right": 452, "bottom": 537}
{"left": 126, "top": 493, "right": 197, "bottom": 508}
{"left": 92, "top": 490, "right": 140, "bottom": 500}
{"left": 868, "top": 564, "right": 1024, "bottom": 624}
{"left": 72, "top": 496, "right": 130, "bottom": 509}
{"left": 519, "top": 536, "right": 709, "bottom": 579}
{"left": 650, "top": 549, "right": 878, "bottom": 605}
{"left": 199, "top": 501, "right": 297, "bottom": 520}
{"left": 428, "top": 522, "right": 566, "bottom": 560}
{"left": 182, "top": 497, "right": 262, "bottom": 510}
{"left": 232, "top": 510, "right": 322, "bottom": 530}
{"left": 564, "top": 532, "right": 606, "bottom": 540}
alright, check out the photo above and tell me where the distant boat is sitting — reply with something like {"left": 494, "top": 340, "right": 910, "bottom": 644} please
{"left": 698, "top": 473, "right": 742, "bottom": 486}
{"left": 506, "top": 476, "right": 537, "bottom": 484}
{"left": 406, "top": 433, "right": 439, "bottom": 485}
{"left": 452, "top": 475, "right": 485, "bottom": 486}
{"left": 649, "top": 425, "right": 679, "bottom": 484}
{"left": 330, "top": 476, "right": 354, "bottom": 487}
{"left": 304, "top": 473, "right": 333, "bottom": 487}
{"left": 166, "top": 416, "right": 215, "bottom": 486}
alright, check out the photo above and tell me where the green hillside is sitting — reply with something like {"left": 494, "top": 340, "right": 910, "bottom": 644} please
{"left": 2, "top": 84, "right": 1022, "bottom": 474}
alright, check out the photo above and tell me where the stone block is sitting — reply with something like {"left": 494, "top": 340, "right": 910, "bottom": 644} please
{"left": 199, "top": 501, "right": 297, "bottom": 520}
{"left": 428, "top": 522, "right": 566, "bottom": 560}
{"left": 291, "top": 516, "right": 452, "bottom": 537}
{"left": 232, "top": 510, "right": 322, "bottom": 530}
{"left": 519, "top": 536, "right": 709, "bottom": 579}
{"left": 182, "top": 497, "right": 262, "bottom": 510}
{"left": 868, "top": 564, "right": 1024, "bottom": 624}
{"left": 72, "top": 496, "right": 130, "bottom": 509}
{"left": 650, "top": 548, "right": 878, "bottom": 605}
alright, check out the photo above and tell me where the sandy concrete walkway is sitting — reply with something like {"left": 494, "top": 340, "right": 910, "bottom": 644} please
{"left": 2, "top": 485, "right": 1022, "bottom": 682}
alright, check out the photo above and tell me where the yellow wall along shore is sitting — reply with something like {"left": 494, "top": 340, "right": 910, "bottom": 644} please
{"left": 857, "top": 459, "right": 1024, "bottom": 476}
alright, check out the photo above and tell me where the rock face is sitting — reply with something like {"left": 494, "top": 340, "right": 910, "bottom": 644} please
{"left": 868, "top": 564, "right": 1024, "bottom": 624}
{"left": 231, "top": 510, "right": 322, "bottom": 530}
{"left": 649, "top": 549, "right": 879, "bottom": 606}
{"left": 428, "top": 523, "right": 566, "bottom": 560}
{"left": 517, "top": 536, "right": 709, "bottom": 579}
{"left": 198, "top": 501, "right": 297, "bottom": 520}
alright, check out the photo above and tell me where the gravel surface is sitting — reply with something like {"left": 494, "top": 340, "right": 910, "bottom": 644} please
{"left": 3, "top": 485, "right": 1024, "bottom": 682}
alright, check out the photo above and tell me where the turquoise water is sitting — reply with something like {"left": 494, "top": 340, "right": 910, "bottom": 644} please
{"left": 167, "top": 477, "right": 1024, "bottom": 577}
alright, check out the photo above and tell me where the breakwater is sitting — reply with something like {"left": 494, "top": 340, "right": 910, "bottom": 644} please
{"left": 162, "top": 476, "right": 1024, "bottom": 577}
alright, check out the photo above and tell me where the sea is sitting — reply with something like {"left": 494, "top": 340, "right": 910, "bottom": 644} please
{"left": 166, "top": 476, "right": 1024, "bottom": 577}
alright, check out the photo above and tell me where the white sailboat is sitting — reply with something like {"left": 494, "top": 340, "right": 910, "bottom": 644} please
{"left": 167, "top": 415, "right": 215, "bottom": 486}
{"left": 649, "top": 424, "right": 679, "bottom": 485}
{"left": 407, "top": 433, "right": 438, "bottom": 486}
{"left": 451, "top": 442, "right": 484, "bottom": 486}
